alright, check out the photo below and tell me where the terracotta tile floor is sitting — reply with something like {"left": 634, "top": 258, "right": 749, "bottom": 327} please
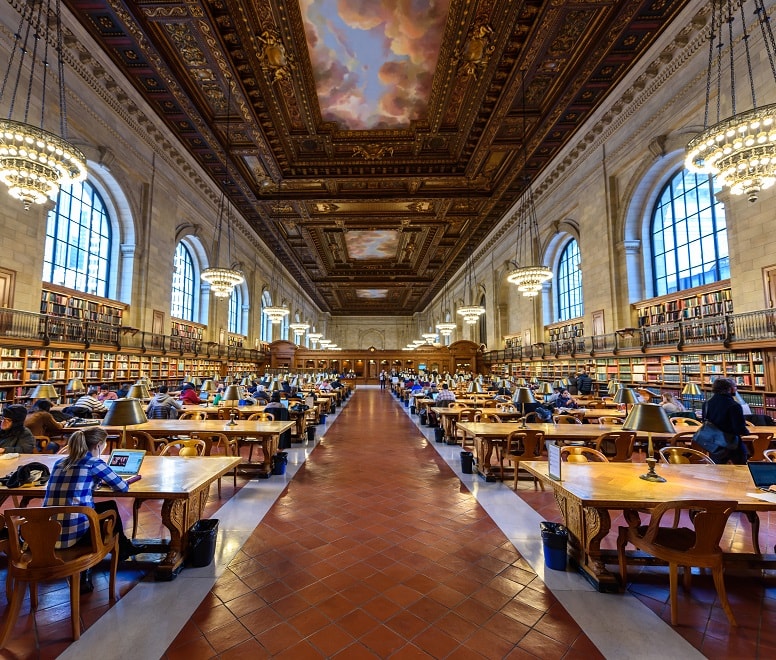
{"left": 162, "top": 391, "right": 601, "bottom": 658}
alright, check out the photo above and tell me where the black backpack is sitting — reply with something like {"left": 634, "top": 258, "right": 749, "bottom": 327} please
{"left": 1, "top": 461, "right": 51, "bottom": 488}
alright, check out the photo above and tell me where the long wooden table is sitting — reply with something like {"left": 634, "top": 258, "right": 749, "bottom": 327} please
{"left": 104, "top": 419, "right": 295, "bottom": 474}
{"left": 0, "top": 453, "right": 240, "bottom": 580}
{"left": 520, "top": 461, "right": 776, "bottom": 591}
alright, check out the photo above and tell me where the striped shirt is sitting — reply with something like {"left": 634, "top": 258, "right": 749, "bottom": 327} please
{"left": 73, "top": 394, "right": 108, "bottom": 416}
{"left": 43, "top": 453, "right": 128, "bottom": 548}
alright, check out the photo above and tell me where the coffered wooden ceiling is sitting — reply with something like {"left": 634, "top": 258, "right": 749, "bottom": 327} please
{"left": 63, "top": 0, "right": 691, "bottom": 315}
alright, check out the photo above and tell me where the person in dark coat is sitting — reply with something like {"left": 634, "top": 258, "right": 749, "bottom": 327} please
{"left": 702, "top": 377, "right": 749, "bottom": 464}
{"left": 574, "top": 370, "right": 593, "bottom": 395}
{"left": 265, "top": 392, "right": 292, "bottom": 449}
{"left": 0, "top": 404, "right": 35, "bottom": 454}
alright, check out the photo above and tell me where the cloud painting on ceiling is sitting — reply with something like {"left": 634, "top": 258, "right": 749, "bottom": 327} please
{"left": 356, "top": 289, "right": 389, "bottom": 299}
{"left": 300, "top": 0, "right": 451, "bottom": 129}
{"left": 344, "top": 230, "right": 400, "bottom": 259}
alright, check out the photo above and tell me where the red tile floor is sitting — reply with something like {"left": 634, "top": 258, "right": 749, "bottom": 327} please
{"left": 1, "top": 387, "right": 775, "bottom": 658}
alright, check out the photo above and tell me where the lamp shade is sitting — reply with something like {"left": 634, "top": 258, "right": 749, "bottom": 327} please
{"left": 607, "top": 380, "right": 620, "bottom": 396}
{"left": 682, "top": 382, "right": 703, "bottom": 397}
{"left": 622, "top": 403, "right": 674, "bottom": 434}
{"left": 515, "top": 378, "right": 527, "bottom": 387}
{"left": 201, "top": 379, "right": 215, "bottom": 393}
{"left": 102, "top": 398, "right": 147, "bottom": 427}
{"left": 189, "top": 377, "right": 202, "bottom": 387}
{"left": 537, "top": 382, "right": 554, "bottom": 395}
{"left": 514, "top": 387, "right": 537, "bottom": 405}
{"left": 222, "top": 385, "right": 241, "bottom": 402}
{"left": 30, "top": 384, "right": 59, "bottom": 400}
{"left": 613, "top": 387, "right": 639, "bottom": 406}
{"left": 67, "top": 378, "right": 85, "bottom": 393}
{"left": 468, "top": 381, "right": 483, "bottom": 394}
{"left": 127, "top": 384, "right": 150, "bottom": 399}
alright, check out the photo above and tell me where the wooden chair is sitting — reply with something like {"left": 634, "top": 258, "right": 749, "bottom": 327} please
{"left": 522, "top": 412, "right": 542, "bottom": 423}
{"left": 245, "top": 412, "right": 275, "bottom": 460}
{"left": 0, "top": 513, "right": 10, "bottom": 601}
{"left": 217, "top": 407, "right": 237, "bottom": 421}
{"left": 659, "top": 446, "right": 714, "bottom": 465}
{"left": 617, "top": 500, "right": 737, "bottom": 626}
{"left": 128, "top": 430, "right": 167, "bottom": 455}
{"left": 764, "top": 449, "right": 776, "bottom": 462}
{"left": 179, "top": 410, "right": 207, "bottom": 420}
{"left": 594, "top": 431, "right": 636, "bottom": 462}
{"left": 597, "top": 416, "right": 624, "bottom": 425}
{"left": 671, "top": 417, "right": 702, "bottom": 428}
{"left": 560, "top": 446, "right": 608, "bottom": 463}
{"left": 159, "top": 439, "right": 207, "bottom": 456}
{"left": 554, "top": 414, "right": 583, "bottom": 425}
{"left": 192, "top": 432, "right": 238, "bottom": 498}
{"left": 454, "top": 408, "right": 478, "bottom": 448}
{"left": 496, "top": 403, "right": 517, "bottom": 413}
{"left": 0, "top": 506, "right": 119, "bottom": 646}
{"left": 475, "top": 412, "right": 502, "bottom": 424}
{"left": 746, "top": 431, "right": 775, "bottom": 462}
{"left": 503, "top": 430, "right": 545, "bottom": 491}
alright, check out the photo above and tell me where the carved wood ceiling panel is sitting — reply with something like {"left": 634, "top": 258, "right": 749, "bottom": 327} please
{"left": 63, "top": 0, "right": 691, "bottom": 315}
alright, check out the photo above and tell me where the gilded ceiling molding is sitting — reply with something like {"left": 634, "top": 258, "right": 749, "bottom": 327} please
{"left": 455, "top": 19, "right": 495, "bottom": 80}
{"left": 257, "top": 28, "right": 294, "bottom": 83}
{"left": 352, "top": 144, "right": 395, "bottom": 161}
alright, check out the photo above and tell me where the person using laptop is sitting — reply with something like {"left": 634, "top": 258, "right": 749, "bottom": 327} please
{"left": 43, "top": 426, "right": 140, "bottom": 591}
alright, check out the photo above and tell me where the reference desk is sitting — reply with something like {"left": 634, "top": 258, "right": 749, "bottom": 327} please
{"left": 520, "top": 461, "right": 776, "bottom": 592}
{"left": 0, "top": 453, "right": 240, "bottom": 580}
{"left": 103, "top": 419, "right": 295, "bottom": 475}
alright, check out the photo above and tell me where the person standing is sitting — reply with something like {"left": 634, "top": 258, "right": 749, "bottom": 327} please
{"left": 379, "top": 370, "right": 386, "bottom": 390}
{"left": 702, "top": 377, "right": 749, "bottom": 464}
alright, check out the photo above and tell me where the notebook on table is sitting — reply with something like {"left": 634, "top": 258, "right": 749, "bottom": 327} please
{"left": 747, "top": 461, "right": 776, "bottom": 492}
{"left": 107, "top": 449, "right": 146, "bottom": 479}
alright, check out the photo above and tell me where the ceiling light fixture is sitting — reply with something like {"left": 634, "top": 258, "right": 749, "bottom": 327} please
{"left": 436, "top": 273, "right": 457, "bottom": 337}
{"left": 0, "top": 0, "right": 87, "bottom": 209}
{"left": 201, "top": 81, "right": 244, "bottom": 297}
{"left": 685, "top": 0, "right": 776, "bottom": 202}
{"left": 457, "top": 188, "right": 486, "bottom": 325}
{"left": 307, "top": 327, "right": 323, "bottom": 346}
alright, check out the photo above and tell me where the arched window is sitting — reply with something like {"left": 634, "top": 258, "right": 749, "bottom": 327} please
{"left": 651, "top": 170, "right": 729, "bottom": 295}
{"left": 478, "top": 293, "right": 487, "bottom": 344}
{"left": 228, "top": 286, "right": 242, "bottom": 335}
{"left": 43, "top": 180, "right": 111, "bottom": 296}
{"left": 260, "top": 290, "right": 273, "bottom": 342}
{"left": 171, "top": 242, "right": 196, "bottom": 321}
{"left": 556, "top": 239, "right": 583, "bottom": 321}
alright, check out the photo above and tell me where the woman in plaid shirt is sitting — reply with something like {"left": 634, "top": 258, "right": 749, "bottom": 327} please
{"left": 43, "top": 427, "right": 137, "bottom": 589}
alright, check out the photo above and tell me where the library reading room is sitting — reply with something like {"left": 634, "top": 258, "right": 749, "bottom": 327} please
{"left": 2, "top": 0, "right": 776, "bottom": 657}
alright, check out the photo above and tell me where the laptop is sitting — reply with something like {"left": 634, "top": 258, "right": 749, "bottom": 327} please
{"left": 107, "top": 449, "right": 146, "bottom": 477}
{"left": 747, "top": 462, "right": 776, "bottom": 492}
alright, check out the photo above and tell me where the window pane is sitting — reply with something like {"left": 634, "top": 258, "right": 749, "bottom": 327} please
{"left": 556, "top": 239, "right": 583, "bottom": 321}
{"left": 650, "top": 170, "right": 727, "bottom": 296}
{"left": 171, "top": 243, "right": 195, "bottom": 321}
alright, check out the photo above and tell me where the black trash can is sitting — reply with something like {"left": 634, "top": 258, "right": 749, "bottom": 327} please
{"left": 272, "top": 451, "right": 288, "bottom": 475}
{"left": 419, "top": 410, "right": 428, "bottom": 425}
{"left": 410, "top": 405, "right": 416, "bottom": 415}
{"left": 319, "top": 413, "right": 327, "bottom": 424}
{"left": 187, "top": 519, "right": 219, "bottom": 568}
{"left": 306, "top": 425, "right": 316, "bottom": 443}
{"left": 460, "top": 451, "right": 474, "bottom": 474}
{"left": 434, "top": 427, "right": 445, "bottom": 443}
{"left": 540, "top": 522, "right": 568, "bottom": 571}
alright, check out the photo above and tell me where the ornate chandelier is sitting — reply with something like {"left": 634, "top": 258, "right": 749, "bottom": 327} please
{"left": 685, "top": 0, "right": 776, "bottom": 202}
{"left": 263, "top": 305, "right": 289, "bottom": 324}
{"left": 0, "top": 0, "right": 87, "bottom": 209}
{"left": 457, "top": 306, "right": 486, "bottom": 325}
{"left": 289, "top": 322, "right": 309, "bottom": 341}
{"left": 436, "top": 322, "right": 457, "bottom": 337}
{"left": 307, "top": 328, "right": 322, "bottom": 346}
{"left": 421, "top": 331, "right": 438, "bottom": 343}
{"left": 506, "top": 177, "right": 552, "bottom": 296}
{"left": 201, "top": 84, "right": 243, "bottom": 297}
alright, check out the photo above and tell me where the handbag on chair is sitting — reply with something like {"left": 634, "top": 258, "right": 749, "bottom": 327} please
{"left": 692, "top": 420, "right": 737, "bottom": 453}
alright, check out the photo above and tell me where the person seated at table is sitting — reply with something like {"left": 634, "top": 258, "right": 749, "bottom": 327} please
{"left": 146, "top": 385, "right": 182, "bottom": 419}
{"left": 115, "top": 382, "right": 131, "bottom": 399}
{"left": 43, "top": 426, "right": 140, "bottom": 591}
{"left": 543, "top": 387, "right": 561, "bottom": 407}
{"left": 254, "top": 384, "right": 270, "bottom": 402}
{"left": 555, "top": 390, "right": 578, "bottom": 409}
{"left": 24, "top": 399, "right": 64, "bottom": 452}
{"left": 319, "top": 380, "right": 333, "bottom": 392}
{"left": 265, "top": 392, "right": 292, "bottom": 449}
{"left": 97, "top": 384, "right": 118, "bottom": 401}
{"left": 435, "top": 382, "right": 456, "bottom": 404}
{"left": 659, "top": 392, "right": 685, "bottom": 414}
{"left": 74, "top": 386, "right": 108, "bottom": 418}
{"left": 0, "top": 404, "right": 35, "bottom": 454}
{"left": 178, "top": 382, "right": 202, "bottom": 405}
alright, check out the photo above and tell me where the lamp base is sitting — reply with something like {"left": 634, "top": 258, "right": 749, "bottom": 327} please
{"left": 640, "top": 457, "right": 666, "bottom": 483}
{"left": 227, "top": 416, "right": 238, "bottom": 426}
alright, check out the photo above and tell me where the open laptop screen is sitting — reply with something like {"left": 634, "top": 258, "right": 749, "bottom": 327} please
{"left": 107, "top": 449, "right": 146, "bottom": 475}
{"left": 748, "top": 461, "right": 776, "bottom": 490}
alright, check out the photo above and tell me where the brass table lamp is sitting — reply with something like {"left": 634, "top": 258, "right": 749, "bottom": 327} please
{"left": 103, "top": 398, "right": 148, "bottom": 449}
{"left": 515, "top": 387, "right": 537, "bottom": 428}
{"left": 613, "top": 386, "right": 639, "bottom": 417}
{"left": 222, "top": 385, "right": 241, "bottom": 425}
{"left": 623, "top": 403, "right": 675, "bottom": 482}
{"left": 30, "top": 383, "right": 59, "bottom": 402}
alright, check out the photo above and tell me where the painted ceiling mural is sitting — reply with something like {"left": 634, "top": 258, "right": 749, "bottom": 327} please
{"left": 60, "top": 0, "right": 694, "bottom": 315}
{"left": 300, "top": 0, "right": 451, "bottom": 129}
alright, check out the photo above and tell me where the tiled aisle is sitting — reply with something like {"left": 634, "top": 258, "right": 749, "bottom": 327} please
{"left": 164, "top": 388, "right": 600, "bottom": 658}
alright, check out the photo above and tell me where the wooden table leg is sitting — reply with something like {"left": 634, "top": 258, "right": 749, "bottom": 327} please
{"left": 155, "top": 485, "right": 210, "bottom": 580}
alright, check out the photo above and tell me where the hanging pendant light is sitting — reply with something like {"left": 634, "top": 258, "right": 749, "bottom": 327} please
{"left": 307, "top": 327, "right": 323, "bottom": 346}
{"left": 685, "top": 0, "right": 776, "bottom": 202}
{"left": 0, "top": 0, "right": 87, "bottom": 209}
{"left": 201, "top": 81, "right": 244, "bottom": 297}
{"left": 507, "top": 71, "right": 552, "bottom": 296}
{"left": 262, "top": 255, "right": 289, "bottom": 323}
{"left": 289, "top": 321, "right": 309, "bottom": 341}
{"left": 436, "top": 273, "right": 457, "bottom": 337}
{"left": 456, "top": 186, "right": 486, "bottom": 325}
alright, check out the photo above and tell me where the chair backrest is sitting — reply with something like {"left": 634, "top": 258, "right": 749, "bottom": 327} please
{"left": 476, "top": 412, "right": 502, "bottom": 423}
{"left": 505, "top": 429, "right": 545, "bottom": 458}
{"left": 217, "top": 408, "right": 234, "bottom": 420}
{"left": 671, "top": 417, "right": 702, "bottom": 427}
{"left": 446, "top": 402, "right": 465, "bottom": 411}
{"left": 496, "top": 404, "right": 517, "bottom": 413}
{"left": 248, "top": 412, "right": 274, "bottom": 422}
{"left": 594, "top": 431, "right": 636, "bottom": 462}
{"left": 640, "top": 500, "right": 736, "bottom": 555}
{"left": 191, "top": 432, "right": 232, "bottom": 456}
{"left": 747, "top": 431, "right": 774, "bottom": 461}
{"left": 597, "top": 416, "right": 623, "bottom": 425}
{"left": 554, "top": 414, "right": 582, "bottom": 425}
{"left": 457, "top": 408, "right": 478, "bottom": 423}
{"left": 159, "top": 439, "right": 207, "bottom": 456}
{"left": 668, "top": 431, "right": 698, "bottom": 447}
{"left": 522, "top": 412, "right": 541, "bottom": 423}
{"left": 560, "top": 446, "right": 608, "bottom": 463}
{"left": 128, "top": 430, "right": 161, "bottom": 453}
{"left": 4, "top": 506, "right": 115, "bottom": 577}
{"left": 659, "top": 446, "right": 714, "bottom": 464}
{"left": 179, "top": 410, "right": 207, "bottom": 420}
{"left": 764, "top": 448, "right": 776, "bottom": 463}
